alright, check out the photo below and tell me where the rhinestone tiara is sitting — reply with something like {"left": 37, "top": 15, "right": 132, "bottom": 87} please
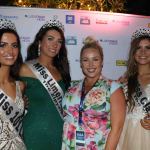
{"left": 131, "top": 28, "right": 150, "bottom": 41}
{"left": 40, "top": 19, "right": 64, "bottom": 32}
{"left": 0, "top": 18, "right": 16, "bottom": 31}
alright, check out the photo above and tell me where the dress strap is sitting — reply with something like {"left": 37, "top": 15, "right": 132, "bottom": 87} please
{"left": 16, "top": 81, "right": 22, "bottom": 99}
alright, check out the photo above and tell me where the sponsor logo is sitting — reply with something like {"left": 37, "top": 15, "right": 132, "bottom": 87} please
{"left": 96, "top": 19, "right": 108, "bottom": 24}
{"left": 75, "top": 59, "right": 80, "bottom": 62}
{"left": 112, "top": 20, "right": 130, "bottom": 26}
{"left": 20, "top": 36, "right": 30, "bottom": 43}
{"left": 66, "top": 15, "right": 75, "bottom": 24}
{"left": 80, "top": 16, "right": 90, "bottom": 25}
{"left": 24, "top": 14, "right": 45, "bottom": 21}
{"left": 66, "top": 36, "right": 77, "bottom": 45}
{"left": 0, "top": 14, "right": 18, "bottom": 19}
{"left": 99, "top": 39, "right": 118, "bottom": 45}
{"left": 116, "top": 60, "right": 127, "bottom": 66}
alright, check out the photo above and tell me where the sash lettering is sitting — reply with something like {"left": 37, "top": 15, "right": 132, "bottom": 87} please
{"left": 26, "top": 59, "right": 64, "bottom": 119}
{"left": 0, "top": 91, "right": 25, "bottom": 137}
{"left": 133, "top": 83, "right": 150, "bottom": 113}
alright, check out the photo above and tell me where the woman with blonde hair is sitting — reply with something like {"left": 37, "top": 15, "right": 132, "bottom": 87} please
{"left": 62, "top": 36, "right": 126, "bottom": 150}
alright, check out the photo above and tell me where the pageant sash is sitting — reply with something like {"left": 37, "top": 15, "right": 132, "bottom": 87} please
{"left": 133, "top": 83, "right": 150, "bottom": 113}
{"left": 26, "top": 59, "right": 64, "bottom": 119}
{"left": 0, "top": 90, "right": 25, "bottom": 137}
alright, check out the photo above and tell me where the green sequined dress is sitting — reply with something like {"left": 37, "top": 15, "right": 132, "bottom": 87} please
{"left": 20, "top": 77, "right": 65, "bottom": 150}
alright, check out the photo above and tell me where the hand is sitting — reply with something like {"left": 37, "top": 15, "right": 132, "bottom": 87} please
{"left": 140, "top": 114, "right": 150, "bottom": 130}
{"left": 118, "top": 76, "right": 127, "bottom": 83}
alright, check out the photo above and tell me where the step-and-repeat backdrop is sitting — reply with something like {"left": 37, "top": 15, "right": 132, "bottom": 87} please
{"left": 0, "top": 7, "right": 150, "bottom": 80}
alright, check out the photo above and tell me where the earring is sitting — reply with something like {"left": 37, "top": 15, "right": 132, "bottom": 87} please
{"left": 38, "top": 44, "right": 41, "bottom": 56}
{"left": 133, "top": 61, "right": 137, "bottom": 67}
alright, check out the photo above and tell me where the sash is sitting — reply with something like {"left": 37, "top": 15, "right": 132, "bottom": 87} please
{"left": 25, "top": 59, "right": 64, "bottom": 119}
{"left": 133, "top": 83, "right": 150, "bottom": 114}
{"left": 0, "top": 90, "right": 25, "bottom": 138}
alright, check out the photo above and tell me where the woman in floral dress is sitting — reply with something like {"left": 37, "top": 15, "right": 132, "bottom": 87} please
{"left": 62, "top": 36, "right": 126, "bottom": 150}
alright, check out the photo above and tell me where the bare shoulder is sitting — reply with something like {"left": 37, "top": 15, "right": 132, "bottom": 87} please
{"left": 19, "top": 63, "right": 35, "bottom": 78}
{"left": 19, "top": 63, "right": 30, "bottom": 76}
{"left": 111, "top": 87, "right": 125, "bottom": 101}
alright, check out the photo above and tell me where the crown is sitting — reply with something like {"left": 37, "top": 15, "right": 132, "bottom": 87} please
{"left": 40, "top": 19, "right": 64, "bottom": 32}
{"left": 0, "top": 18, "right": 16, "bottom": 31}
{"left": 131, "top": 28, "right": 150, "bottom": 41}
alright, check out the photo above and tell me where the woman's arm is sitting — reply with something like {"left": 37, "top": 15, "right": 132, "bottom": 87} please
{"left": 19, "top": 80, "right": 29, "bottom": 111}
{"left": 105, "top": 87, "right": 126, "bottom": 150}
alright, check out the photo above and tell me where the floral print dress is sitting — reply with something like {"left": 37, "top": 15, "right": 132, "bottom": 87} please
{"left": 62, "top": 77, "right": 116, "bottom": 150}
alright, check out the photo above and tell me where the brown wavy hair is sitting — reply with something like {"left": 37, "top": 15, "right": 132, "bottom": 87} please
{"left": 126, "top": 35, "right": 150, "bottom": 111}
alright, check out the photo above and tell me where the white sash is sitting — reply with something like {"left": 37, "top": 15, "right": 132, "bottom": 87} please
{"left": 133, "top": 83, "right": 150, "bottom": 113}
{"left": 25, "top": 59, "right": 64, "bottom": 119}
{"left": 0, "top": 90, "right": 25, "bottom": 137}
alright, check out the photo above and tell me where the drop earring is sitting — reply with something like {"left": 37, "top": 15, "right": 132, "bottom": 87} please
{"left": 57, "top": 54, "right": 59, "bottom": 59}
{"left": 38, "top": 44, "right": 41, "bottom": 56}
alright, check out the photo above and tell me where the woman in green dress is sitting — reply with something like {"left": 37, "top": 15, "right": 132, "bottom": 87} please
{"left": 19, "top": 20, "right": 71, "bottom": 150}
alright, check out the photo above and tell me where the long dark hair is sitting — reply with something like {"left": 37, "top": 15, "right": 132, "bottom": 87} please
{"left": 126, "top": 36, "right": 150, "bottom": 111}
{"left": 0, "top": 28, "right": 23, "bottom": 80}
{"left": 26, "top": 26, "right": 71, "bottom": 89}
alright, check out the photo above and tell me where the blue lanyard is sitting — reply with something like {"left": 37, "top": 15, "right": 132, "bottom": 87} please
{"left": 78, "top": 83, "right": 86, "bottom": 126}
{"left": 78, "top": 79, "right": 99, "bottom": 126}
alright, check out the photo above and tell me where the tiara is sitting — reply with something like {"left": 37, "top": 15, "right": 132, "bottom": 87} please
{"left": 40, "top": 19, "right": 64, "bottom": 32}
{"left": 0, "top": 18, "right": 16, "bottom": 31}
{"left": 131, "top": 28, "right": 150, "bottom": 41}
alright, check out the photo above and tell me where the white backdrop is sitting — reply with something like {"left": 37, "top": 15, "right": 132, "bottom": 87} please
{"left": 0, "top": 6, "right": 150, "bottom": 80}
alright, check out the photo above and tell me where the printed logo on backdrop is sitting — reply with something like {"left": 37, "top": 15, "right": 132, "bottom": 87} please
{"left": 66, "top": 15, "right": 75, "bottom": 24}
{"left": 20, "top": 36, "right": 31, "bottom": 43}
{"left": 96, "top": 19, "right": 108, "bottom": 24}
{"left": 24, "top": 14, "right": 45, "bottom": 21}
{"left": 80, "top": 16, "right": 90, "bottom": 25}
{"left": 0, "top": 14, "right": 18, "bottom": 20}
{"left": 75, "top": 59, "right": 80, "bottom": 62}
{"left": 66, "top": 36, "right": 77, "bottom": 45}
{"left": 148, "top": 23, "right": 150, "bottom": 28}
{"left": 116, "top": 60, "right": 127, "bottom": 66}
{"left": 112, "top": 19, "right": 130, "bottom": 26}
{"left": 99, "top": 39, "right": 118, "bottom": 45}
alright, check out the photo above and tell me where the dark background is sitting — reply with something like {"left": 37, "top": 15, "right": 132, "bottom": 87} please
{"left": 0, "top": 0, "right": 150, "bottom": 16}
{"left": 124, "top": 0, "right": 150, "bottom": 16}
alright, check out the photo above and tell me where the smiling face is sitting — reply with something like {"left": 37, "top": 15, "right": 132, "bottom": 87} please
{"left": 0, "top": 32, "right": 19, "bottom": 67}
{"left": 39, "top": 29, "right": 62, "bottom": 59}
{"left": 80, "top": 47, "right": 103, "bottom": 81}
{"left": 134, "top": 39, "right": 150, "bottom": 66}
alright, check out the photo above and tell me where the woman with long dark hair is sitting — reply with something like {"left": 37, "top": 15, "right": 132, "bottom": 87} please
{"left": 0, "top": 18, "right": 26, "bottom": 150}
{"left": 19, "top": 19, "right": 71, "bottom": 150}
